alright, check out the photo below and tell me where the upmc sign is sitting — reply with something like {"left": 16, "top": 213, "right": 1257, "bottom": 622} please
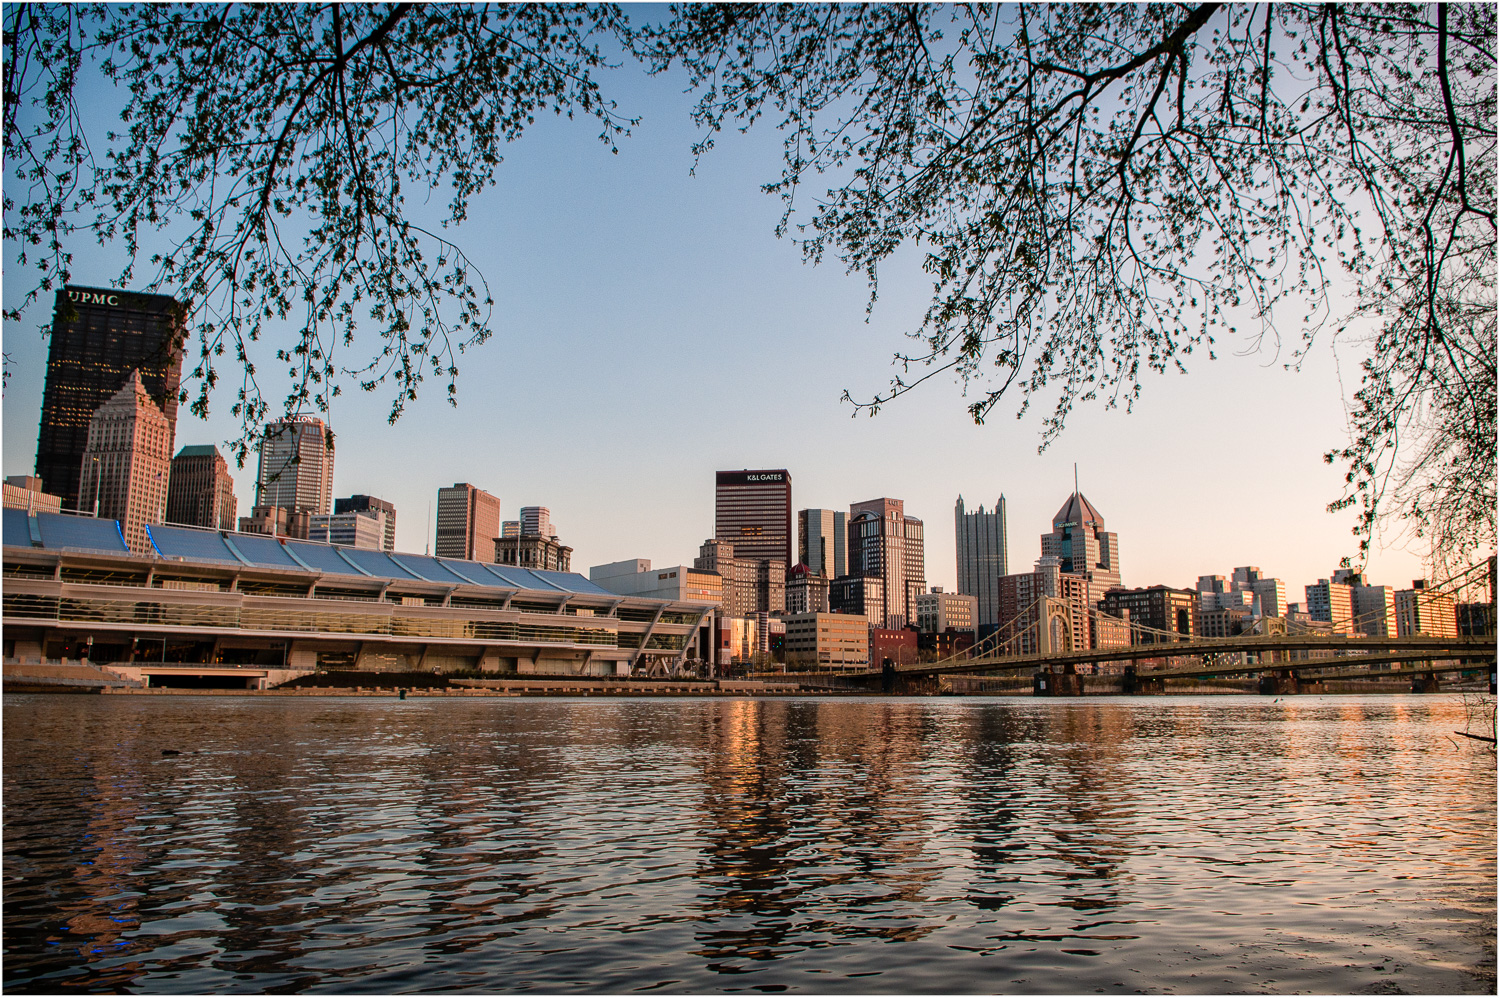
{"left": 68, "top": 290, "right": 122, "bottom": 306}
{"left": 717, "top": 470, "right": 788, "bottom": 487}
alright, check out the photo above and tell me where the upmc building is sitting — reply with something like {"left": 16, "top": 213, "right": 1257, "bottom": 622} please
{"left": 714, "top": 469, "right": 792, "bottom": 568}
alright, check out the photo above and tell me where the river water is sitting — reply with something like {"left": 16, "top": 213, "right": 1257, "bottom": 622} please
{"left": 3, "top": 693, "right": 1494, "bottom": 994}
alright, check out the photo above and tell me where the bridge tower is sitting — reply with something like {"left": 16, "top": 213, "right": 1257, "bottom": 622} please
{"left": 1038, "top": 597, "right": 1077, "bottom": 655}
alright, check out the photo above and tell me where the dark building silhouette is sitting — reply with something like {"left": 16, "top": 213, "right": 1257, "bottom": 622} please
{"left": 35, "top": 286, "right": 185, "bottom": 510}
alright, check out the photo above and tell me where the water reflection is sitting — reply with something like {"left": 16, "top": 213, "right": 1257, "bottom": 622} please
{"left": 3, "top": 694, "right": 1494, "bottom": 993}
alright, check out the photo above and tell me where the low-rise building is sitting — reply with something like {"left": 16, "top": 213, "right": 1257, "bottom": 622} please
{"left": 589, "top": 559, "right": 724, "bottom": 605}
{"left": 495, "top": 533, "right": 572, "bottom": 572}
{"left": 914, "top": 587, "right": 977, "bottom": 634}
{"left": 1196, "top": 605, "right": 1253, "bottom": 638}
{"left": 870, "top": 627, "right": 919, "bottom": 667}
{"left": 3, "top": 511, "right": 706, "bottom": 679}
{"left": 2, "top": 476, "right": 63, "bottom": 514}
{"left": 917, "top": 630, "right": 975, "bottom": 659}
{"left": 238, "top": 504, "right": 311, "bottom": 540}
{"left": 781, "top": 612, "right": 869, "bottom": 668}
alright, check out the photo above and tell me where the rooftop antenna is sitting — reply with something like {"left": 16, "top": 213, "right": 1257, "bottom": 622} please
{"left": 1074, "top": 462, "right": 1079, "bottom": 497}
{"left": 425, "top": 500, "right": 432, "bottom": 556}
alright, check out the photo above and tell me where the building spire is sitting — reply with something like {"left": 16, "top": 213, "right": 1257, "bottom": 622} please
{"left": 1074, "top": 463, "right": 1079, "bottom": 497}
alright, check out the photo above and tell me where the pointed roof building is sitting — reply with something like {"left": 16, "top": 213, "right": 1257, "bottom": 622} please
{"left": 1041, "top": 490, "right": 1121, "bottom": 595}
{"left": 78, "top": 370, "right": 172, "bottom": 553}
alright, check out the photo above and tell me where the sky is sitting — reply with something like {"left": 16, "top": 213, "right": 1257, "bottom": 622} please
{"left": 1, "top": 17, "right": 1450, "bottom": 599}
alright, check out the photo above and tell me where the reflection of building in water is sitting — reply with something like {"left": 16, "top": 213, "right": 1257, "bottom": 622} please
{"left": 691, "top": 700, "right": 944, "bottom": 962}
{"left": 1025, "top": 703, "right": 1138, "bottom": 912}
{"left": 45, "top": 751, "right": 149, "bottom": 965}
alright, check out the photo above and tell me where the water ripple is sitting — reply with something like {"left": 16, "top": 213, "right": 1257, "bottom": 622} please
{"left": 3, "top": 694, "right": 1494, "bottom": 993}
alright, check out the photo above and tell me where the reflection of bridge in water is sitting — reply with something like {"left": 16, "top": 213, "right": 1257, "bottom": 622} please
{"left": 853, "top": 560, "right": 1497, "bottom": 695}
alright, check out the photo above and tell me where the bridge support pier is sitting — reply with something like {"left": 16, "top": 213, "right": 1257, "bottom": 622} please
{"left": 1410, "top": 675, "right": 1442, "bottom": 694}
{"left": 1122, "top": 666, "right": 1163, "bottom": 696}
{"left": 1258, "top": 670, "right": 1326, "bottom": 695}
{"left": 1034, "top": 669, "right": 1084, "bottom": 696}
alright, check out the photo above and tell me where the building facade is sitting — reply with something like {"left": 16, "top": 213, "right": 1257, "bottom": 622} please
{"left": 308, "top": 510, "right": 387, "bottom": 550}
{"left": 237, "top": 504, "right": 311, "bottom": 540}
{"left": 797, "top": 508, "right": 847, "bottom": 580}
{"left": 1040, "top": 492, "right": 1121, "bottom": 593}
{"left": 166, "top": 445, "right": 238, "bottom": 530}
{"left": 2, "top": 476, "right": 63, "bottom": 514}
{"left": 520, "top": 506, "right": 553, "bottom": 538}
{"left": 848, "top": 497, "right": 925, "bottom": 629}
{"left": 914, "top": 588, "right": 977, "bottom": 634}
{"left": 1102, "top": 586, "right": 1198, "bottom": 643}
{"left": 495, "top": 534, "right": 573, "bottom": 572}
{"left": 870, "top": 627, "right": 919, "bottom": 668}
{"left": 694, "top": 538, "right": 783, "bottom": 615}
{"left": 35, "top": 286, "right": 185, "bottom": 510}
{"left": 334, "top": 495, "right": 397, "bottom": 552}
{"left": 785, "top": 563, "right": 830, "bottom": 614}
{"left": 254, "top": 416, "right": 334, "bottom": 516}
{"left": 1395, "top": 584, "right": 1459, "bottom": 638}
{"left": 1196, "top": 605, "right": 1253, "bottom": 638}
{"left": 1350, "top": 584, "right": 1397, "bottom": 638}
{"left": 955, "top": 495, "right": 1007, "bottom": 627}
{"left": 76, "top": 372, "right": 171, "bottom": 553}
{"left": 828, "top": 575, "right": 885, "bottom": 628}
{"left": 589, "top": 559, "right": 725, "bottom": 605}
{"left": 1305, "top": 579, "right": 1354, "bottom": 633}
{"left": 3, "top": 515, "right": 707, "bottom": 679}
{"left": 715, "top": 469, "right": 792, "bottom": 568}
{"left": 781, "top": 612, "right": 869, "bottom": 669}
{"left": 435, "top": 483, "right": 501, "bottom": 562}
{"left": 1247, "top": 578, "right": 1288, "bottom": 618}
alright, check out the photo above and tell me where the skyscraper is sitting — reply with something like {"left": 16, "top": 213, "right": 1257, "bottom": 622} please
{"left": 35, "top": 286, "right": 185, "bottom": 510}
{"left": 955, "top": 495, "right": 1008, "bottom": 627}
{"left": 334, "top": 495, "right": 397, "bottom": 552}
{"left": 798, "top": 508, "right": 847, "bottom": 580}
{"left": 435, "top": 483, "right": 501, "bottom": 561}
{"left": 77, "top": 371, "right": 171, "bottom": 553}
{"left": 166, "top": 444, "right": 238, "bottom": 530}
{"left": 715, "top": 469, "right": 792, "bottom": 568}
{"left": 848, "top": 497, "right": 926, "bottom": 629}
{"left": 1040, "top": 491, "right": 1121, "bottom": 596}
{"left": 254, "top": 416, "right": 335, "bottom": 515}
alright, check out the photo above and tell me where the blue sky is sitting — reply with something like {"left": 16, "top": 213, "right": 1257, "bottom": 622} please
{"left": 1, "top": 26, "right": 1437, "bottom": 598}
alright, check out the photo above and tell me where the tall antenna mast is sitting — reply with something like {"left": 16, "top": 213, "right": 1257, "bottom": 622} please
{"left": 1074, "top": 462, "right": 1079, "bottom": 497}
{"left": 425, "top": 500, "right": 432, "bottom": 556}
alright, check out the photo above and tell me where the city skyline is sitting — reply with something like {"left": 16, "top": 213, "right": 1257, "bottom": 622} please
{"left": 0, "top": 61, "right": 1458, "bottom": 595}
